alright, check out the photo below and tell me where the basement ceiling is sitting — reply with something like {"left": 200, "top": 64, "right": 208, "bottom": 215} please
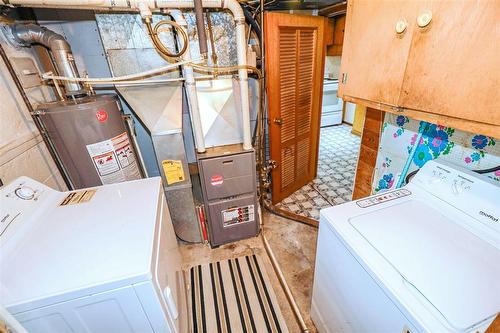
{"left": 263, "top": 0, "right": 345, "bottom": 10}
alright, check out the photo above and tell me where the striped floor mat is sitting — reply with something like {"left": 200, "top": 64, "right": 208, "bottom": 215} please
{"left": 187, "top": 254, "right": 289, "bottom": 333}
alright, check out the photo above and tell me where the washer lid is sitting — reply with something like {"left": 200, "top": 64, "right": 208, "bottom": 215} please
{"left": 1, "top": 177, "right": 163, "bottom": 313}
{"left": 350, "top": 199, "right": 500, "bottom": 331}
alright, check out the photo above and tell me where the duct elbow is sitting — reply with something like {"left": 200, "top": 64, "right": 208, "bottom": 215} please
{"left": 10, "top": 23, "right": 84, "bottom": 97}
{"left": 11, "top": 23, "right": 71, "bottom": 51}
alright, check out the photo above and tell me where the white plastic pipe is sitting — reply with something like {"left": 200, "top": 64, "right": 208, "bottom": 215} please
{"left": 41, "top": 59, "right": 194, "bottom": 82}
{"left": 4, "top": 0, "right": 253, "bottom": 151}
{"left": 168, "top": 9, "right": 206, "bottom": 153}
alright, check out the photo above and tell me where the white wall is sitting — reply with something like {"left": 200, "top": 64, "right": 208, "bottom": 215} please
{"left": 0, "top": 25, "right": 66, "bottom": 190}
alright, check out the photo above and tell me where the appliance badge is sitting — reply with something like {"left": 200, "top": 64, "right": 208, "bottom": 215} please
{"left": 210, "top": 175, "right": 224, "bottom": 186}
{"left": 479, "top": 211, "right": 498, "bottom": 223}
{"left": 96, "top": 110, "right": 108, "bottom": 123}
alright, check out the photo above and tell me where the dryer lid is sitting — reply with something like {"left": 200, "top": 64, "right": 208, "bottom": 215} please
{"left": 350, "top": 199, "right": 500, "bottom": 331}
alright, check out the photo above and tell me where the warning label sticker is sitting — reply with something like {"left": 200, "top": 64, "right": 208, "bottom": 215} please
{"left": 60, "top": 189, "right": 97, "bottom": 206}
{"left": 86, "top": 132, "right": 141, "bottom": 185}
{"left": 221, "top": 204, "right": 255, "bottom": 227}
{"left": 162, "top": 160, "right": 185, "bottom": 185}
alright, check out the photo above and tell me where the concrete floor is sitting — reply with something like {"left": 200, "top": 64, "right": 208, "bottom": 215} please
{"left": 179, "top": 210, "right": 319, "bottom": 332}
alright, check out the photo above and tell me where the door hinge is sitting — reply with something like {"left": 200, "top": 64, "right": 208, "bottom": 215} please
{"left": 341, "top": 73, "right": 348, "bottom": 84}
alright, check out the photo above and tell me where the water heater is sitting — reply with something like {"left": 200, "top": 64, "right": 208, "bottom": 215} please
{"left": 36, "top": 94, "right": 142, "bottom": 189}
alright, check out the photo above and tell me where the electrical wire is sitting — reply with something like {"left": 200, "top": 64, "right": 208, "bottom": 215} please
{"left": 473, "top": 165, "right": 500, "bottom": 174}
{"left": 145, "top": 18, "right": 189, "bottom": 59}
{"left": 405, "top": 165, "right": 500, "bottom": 185}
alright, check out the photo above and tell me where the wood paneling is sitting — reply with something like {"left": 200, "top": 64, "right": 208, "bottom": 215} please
{"left": 265, "top": 12, "right": 326, "bottom": 204}
{"left": 399, "top": 0, "right": 500, "bottom": 126}
{"left": 352, "top": 108, "right": 384, "bottom": 200}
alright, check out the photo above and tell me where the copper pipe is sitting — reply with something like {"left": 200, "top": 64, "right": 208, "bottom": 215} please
{"left": 145, "top": 17, "right": 189, "bottom": 59}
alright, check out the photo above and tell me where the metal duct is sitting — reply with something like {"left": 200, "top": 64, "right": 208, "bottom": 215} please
{"left": 10, "top": 23, "right": 86, "bottom": 97}
{"left": 3, "top": 0, "right": 252, "bottom": 151}
{"left": 116, "top": 83, "right": 202, "bottom": 243}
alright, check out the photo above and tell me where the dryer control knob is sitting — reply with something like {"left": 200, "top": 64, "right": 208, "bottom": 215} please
{"left": 15, "top": 186, "right": 35, "bottom": 200}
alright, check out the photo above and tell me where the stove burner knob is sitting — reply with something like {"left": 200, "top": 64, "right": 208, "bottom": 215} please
{"left": 15, "top": 186, "right": 35, "bottom": 200}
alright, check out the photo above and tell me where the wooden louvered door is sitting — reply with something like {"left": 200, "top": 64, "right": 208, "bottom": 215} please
{"left": 265, "top": 13, "right": 326, "bottom": 204}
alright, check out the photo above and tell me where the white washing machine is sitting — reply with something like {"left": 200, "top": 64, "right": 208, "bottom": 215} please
{"left": 311, "top": 160, "right": 500, "bottom": 333}
{"left": 0, "top": 177, "right": 186, "bottom": 333}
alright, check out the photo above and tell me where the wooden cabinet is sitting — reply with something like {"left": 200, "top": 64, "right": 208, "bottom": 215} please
{"left": 326, "top": 15, "right": 346, "bottom": 56}
{"left": 339, "top": 0, "right": 418, "bottom": 106}
{"left": 339, "top": 0, "right": 500, "bottom": 137}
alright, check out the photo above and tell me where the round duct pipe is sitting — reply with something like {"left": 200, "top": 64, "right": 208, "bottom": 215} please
{"left": 10, "top": 23, "right": 86, "bottom": 97}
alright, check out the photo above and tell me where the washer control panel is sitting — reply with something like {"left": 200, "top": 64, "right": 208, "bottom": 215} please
{"left": 356, "top": 189, "right": 411, "bottom": 208}
{"left": 15, "top": 186, "right": 36, "bottom": 200}
{"left": 1, "top": 177, "right": 51, "bottom": 237}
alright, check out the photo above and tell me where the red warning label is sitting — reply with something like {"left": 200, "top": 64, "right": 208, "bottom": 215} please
{"left": 96, "top": 110, "right": 108, "bottom": 123}
{"left": 210, "top": 175, "right": 224, "bottom": 186}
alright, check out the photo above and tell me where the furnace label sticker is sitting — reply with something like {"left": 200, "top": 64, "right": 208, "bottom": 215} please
{"left": 221, "top": 204, "right": 255, "bottom": 227}
{"left": 162, "top": 160, "right": 185, "bottom": 185}
{"left": 210, "top": 175, "right": 224, "bottom": 186}
{"left": 86, "top": 132, "right": 141, "bottom": 185}
{"left": 60, "top": 189, "right": 97, "bottom": 206}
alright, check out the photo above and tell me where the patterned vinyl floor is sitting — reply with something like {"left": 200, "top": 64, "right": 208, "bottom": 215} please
{"left": 276, "top": 124, "right": 361, "bottom": 220}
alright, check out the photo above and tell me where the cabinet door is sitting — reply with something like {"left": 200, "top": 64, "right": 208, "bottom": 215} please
{"left": 399, "top": 0, "right": 500, "bottom": 125}
{"left": 339, "top": 0, "right": 418, "bottom": 106}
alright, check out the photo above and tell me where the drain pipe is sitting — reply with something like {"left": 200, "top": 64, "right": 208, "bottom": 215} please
{"left": 3, "top": 0, "right": 253, "bottom": 151}
{"left": 193, "top": 0, "right": 208, "bottom": 59}
{"left": 9, "top": 23, "right": 86, "bottom": 97}
{"left": 168, "top": 9, "right": 206, "bottom": 153}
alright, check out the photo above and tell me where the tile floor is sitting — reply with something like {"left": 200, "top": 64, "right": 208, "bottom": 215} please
{"left": 276, "top": 124, "right": 361, "bottom": 219}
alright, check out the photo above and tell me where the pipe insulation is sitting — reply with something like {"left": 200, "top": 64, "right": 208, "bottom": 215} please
{"left": 3, "top": 0, "right": 252, "bottom": 150}
{"left": 10, "top": 23, "right": 86, "bottom": 96}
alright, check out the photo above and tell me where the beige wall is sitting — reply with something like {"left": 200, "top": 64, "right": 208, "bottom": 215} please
{"left": 324, "top": 55, "right": 341, "bottom": 80}
{"left": 0, "top": 26, "right": 66, "bottom": 190}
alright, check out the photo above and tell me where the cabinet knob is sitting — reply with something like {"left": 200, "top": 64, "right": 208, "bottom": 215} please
{"left": 273, "top": 118, "right": 283, "bottom": 125}
{"left": 417, "top": 10, "right": 432, "bottom": 28}
{"left": 395, "top": 19, "right": 408, "bottom": 34}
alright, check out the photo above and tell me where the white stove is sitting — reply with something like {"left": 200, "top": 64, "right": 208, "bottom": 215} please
{"left": 0, "top": 177, "right": 185, "bottom": 333}
{"left": 311, "top": 160, "right": 500, "bottom": 333}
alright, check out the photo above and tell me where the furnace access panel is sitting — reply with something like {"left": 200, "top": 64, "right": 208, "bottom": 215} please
{"left": 198, "top": 144, "right": 259, "bottom": 247}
